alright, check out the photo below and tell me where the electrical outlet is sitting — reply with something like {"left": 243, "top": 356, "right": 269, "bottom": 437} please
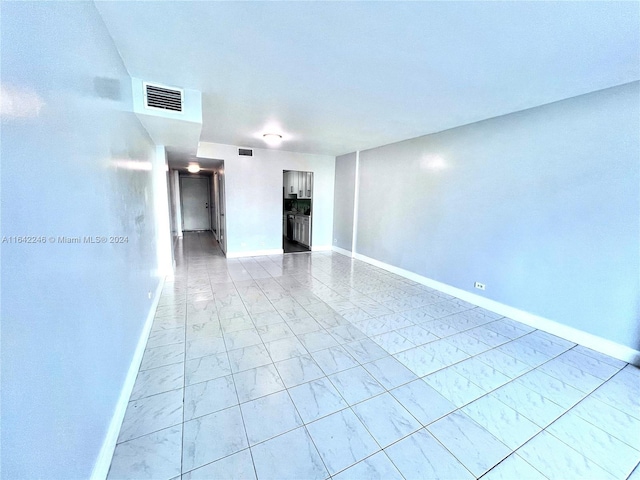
{"left": 474, "top": 282, "right": 486, "bottom": 291}
{"left": 147, "top": 290, "right": 152, "bottom": 299}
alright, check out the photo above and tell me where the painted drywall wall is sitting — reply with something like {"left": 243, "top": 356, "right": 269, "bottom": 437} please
{"left": 355, "top": 82, "right": 640, "bottom": 350}
{"left": 332, "top": 152, "right": 357, "bottom": 251}
{"left": 1, "top": 3, "right": 165, "bottom": 478}
{"left": 154, "top": 146, "right": 173, "bottom": 276}
{"left": 198, "top": 142, "right": 336, "bottom": 255}
{"left": 168, "top": 169, "right": 179, "bottom": 239}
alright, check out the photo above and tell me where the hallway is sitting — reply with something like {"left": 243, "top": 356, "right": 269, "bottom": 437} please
{"left": 108, "top": 233, "right": 640, "bottom": 479}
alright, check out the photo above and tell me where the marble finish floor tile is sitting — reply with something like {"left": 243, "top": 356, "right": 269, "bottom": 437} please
{"left": 233, "top": 363, "right": 285, "bottom": 403}
{"left": 452, "top": 357, "right": 511, "bottom": 392}
{"left": 265, "top": 337, "right": 308, "bottom": 362}
{"left": 482, "top": 453, "right": 547, "bottom": 480}
{"left": 352, "top": 393, "right": 421, "bottom": 447}
{"left": 182, "top": 449, "right": 256, "bottom": 480}
{"left": 462, "top": 395, "right": 540, "bottom": 449}
{"left": 298, "top": 330, "right": 339, "bottom": 352}
{"left": 289, "top": 377, "right": 348, "bottom": 423}
{"left": 328, "top": 366, "right": 386, "bottom": 405}
{"left": 491, "top": 382, "right": 565, "bottom": 427}
{"left": 140, "top": 343, "right": 184, "bottom": 371}
{"left": 371, "top": 330, "right": 416, "bottom": 354}
{"left": 182, "top": 406, "right": 248, "bottom": 472}
{"left": 343, "top": 338, "right": 389, "bottom": 364}
{"left": 420, "top": 339, "right": 471, "bottom": 366}
{"left": 287, "top": 317, "right": 323, "bottom": 335}
{"left": 108, "top": 426, "right": 182, "bottom": 480}
{"left": 184, "top": 375, "right": 238, "bottom": 420}
{"left": 251, "top": 427, "right": 328, "bottom": 480}
{"left": 546, "top": 410, "right": 640, "bottom": 478}
{"left": 146, "top": 327, "right": 185, "bottom": 348}
{"left": 332, "top": 451, "right": 403, "bottom": 480}
{"left": 444, "top": 332, "right": 493, "bottom": 355}
{"left": 274, "top": 354, "right": 325, "bottom": 388}
{"left": 306, "top": 409, "right": 379, "bottom": 476}
{"left": 473, "top": 348, "right": 532, "bottom": 378}
{"left": 224, "top": 328, "right": 263, "bottom": 350}
{"left": 111, "top": 239, "right": 640, "bottom": 480}
{"left": 130, "top": 363, "right": 184, "bottom": 400}
{"left": 517, "top": 430, "right": 616, "bottom": 480}
{"left": 118, "top": 389, "right": 183, "bottom": 443}
{"left": 424, "top": 367, "right": 488, "bottom": 407}
{"left": 590, "top": 369, "right": 640, "bottom": 418}
{"left": 537, "top": 357, "right": 603, "bottom": 393}
{"left": 257, "top": 322, "right": 296, "bottom": 343}
{"left": 496, "top": 340, "right": 554, "bottom": 367}
{"left": 227, "top": 344, "right": 273, "bottom": 373}
{"left": 393, "top": 345, "right": 447, "bottom": 377}
{"left": 555, "top": 348, "right": 621, "bottom": 380}
{"left": 311, "top": 345, "right": 360, "bottom": 375}
{"left": 240, "top": 390, "right": 303, "bottom": 445}
{"left": 428, "top": 411, "right": 511, "bottom": 477}
{"left": 185, "top": 336, "right": 226, "bottom": 360}
{"left": 514, "top": 369, "right": 585, "bottom": 408}
{"left": 570, "top": 395, "right": 640, "bottom": 448}
{"left": 186, "top": 320, "right": 222, "bottom": 340}
{"left": 385, "top": 428, "right": 474, "bottom": 480}
{"left": 185, "top": 352, "right": 232, "bottom": 385}
{"left": 389, "top": 379, "right": 456, "bottom": 426}
{"left": 362, "top": 355, "right": 418, "bottom": 390}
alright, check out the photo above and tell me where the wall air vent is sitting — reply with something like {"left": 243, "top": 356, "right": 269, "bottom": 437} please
{"left": 239, "top": 148, "right": 253, "bottom": 156}
{"left": 143, "top": 82, "right": 183, "bottom": 113}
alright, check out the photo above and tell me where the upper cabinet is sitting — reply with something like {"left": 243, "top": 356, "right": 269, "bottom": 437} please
{"left": 298, "top": 171, "right": 313, "bottom": 199}
{"left": 284, "top": 171, "right": 297, "bottom": 198}
{"left": 284, "top": 171, "right": 313, "bottom": 199}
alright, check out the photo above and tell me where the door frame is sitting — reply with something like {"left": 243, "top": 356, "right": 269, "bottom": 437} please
{"left": 179, "top": 174, "right": 211, "bottom": 231}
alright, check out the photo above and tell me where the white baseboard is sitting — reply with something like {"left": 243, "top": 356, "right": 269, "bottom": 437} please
{"left": 226, "top": 248, "right": 284, "bottom": 258}
{"left": 311, "top": 245, "right": 333, "bottom": 252}
{"left": 90, "top": 277, "right": 166, "bottom": 480}
{"left": 349, "top": 251, "right": 640, "bottom": 367}
{"left": 331, "top": 246, "right": 353, "bottom": 257}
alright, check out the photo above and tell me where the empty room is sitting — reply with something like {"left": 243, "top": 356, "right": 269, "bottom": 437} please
{"left": 1, "top": 1, "right": 639, "bottom": 479}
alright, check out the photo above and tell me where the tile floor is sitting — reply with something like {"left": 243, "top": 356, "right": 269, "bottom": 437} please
{"left": 108, "top": 232, "right": 640, "bottom": 480}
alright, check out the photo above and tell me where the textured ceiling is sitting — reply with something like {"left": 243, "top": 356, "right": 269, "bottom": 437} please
{"left": 96, "top": 1, "right": 640, "bottom": 156}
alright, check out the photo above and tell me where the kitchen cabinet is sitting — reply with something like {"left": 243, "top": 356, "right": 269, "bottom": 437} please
{"left": 292, "top": 214, "right": 311, "bottom": 247}
{"left": 301, "top": 216, "right": 311, "bottom": 246}
{"left": 284, "top": 171, "right": 313, "bottom": 199}
{"left": 284, "top": 171, "right": 297, "bottom": 198}
{"left": 297, "top": 172, "right": 313, "bottom": 199}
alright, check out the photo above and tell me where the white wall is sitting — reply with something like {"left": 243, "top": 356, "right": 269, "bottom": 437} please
{"left": 345, "top": 82, "right": 639, "bottom": 352}
{"left": 1, "top": 3, "right": 167, "bottom": 478}
{"left": 168, "top": 169, "right": 179, "bottom": 239}
{"left": 198, "top": 142, "right": 336, "bottom": 256}
{"left": 332, "top": 152, "right": 357, "bottom": 251}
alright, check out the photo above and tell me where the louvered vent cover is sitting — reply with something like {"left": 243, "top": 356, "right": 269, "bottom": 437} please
{"left": 144, "top": 83, "right": 183, "bottom": 112}
{"left": 239, "top": 148, "right": 253, "bottom": 156}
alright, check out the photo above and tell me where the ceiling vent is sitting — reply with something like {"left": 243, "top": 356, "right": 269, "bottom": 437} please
{"left": 144, "top": 82, "right": 183, "bottom": 113}
{"left": 239, "top": 148, "right": 253, "bottom": 156}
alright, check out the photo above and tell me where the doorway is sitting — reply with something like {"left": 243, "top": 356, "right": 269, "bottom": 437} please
{"left": 215, "top": 170, "right": 227, "bottom": 254}
{"left": 180, "top": 176, "right": 211, "bottom": 231}
{"left": 283, "top": 170, "right": 313, "bottom": 253}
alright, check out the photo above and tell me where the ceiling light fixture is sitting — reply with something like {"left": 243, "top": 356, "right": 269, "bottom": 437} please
{"left": 187, "top": 163, "right": 200, "bottom": 173}
{"left": 263, "top": 133, "right": 283, "bottom": 146}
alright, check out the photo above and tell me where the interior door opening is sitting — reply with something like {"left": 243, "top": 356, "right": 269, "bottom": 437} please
{"left": 283, "top": 170, "right": 313, "bottom": 253}
{"left": 180, "top": 175, "right": 211, "bottom": 231}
